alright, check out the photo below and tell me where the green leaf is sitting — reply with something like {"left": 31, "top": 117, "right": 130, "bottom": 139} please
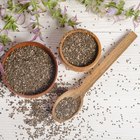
{"left": 96, "top": 0, "right": 104, "bottom": 6}
{"left": 106, "top": 2, "right": 117, "bottom": 8}
{"left": 118, "top": 0, "right": 125, "bottom": 9}
{"left": 106, "top": 0, "right": 125, "bottom": 15}
{"left": 134, "top": 10, "right": 140, "bottom": 20}
{"left": 52, "top": 9, "right": 61, "bottom": 18}
{"left": 42, "top": 0, "right": 58, "bottom": 10}
{"left": 31, "top": 0, "right": 38, "bottom": 11}
{"left": 68, "top": 19, "right": 78, "bottom": 27}
{"left": 59, "top": 17, "right": 67, "bottom": 27}
{"left": 7, "top": 0, "right": 14, "bottom": 11}
{"left": 0, "top": 35, "right": 11, "bottom": 46}
{"left": 116, "top": 0, "right": 125, "bottom": 15}
{"left": 125, "top": 8, "right": 134, "bottom": 18}
{"left": 83, "top": 0, "right": 92, "bottom": 5}
{"left": 3, "top": 15, "right": 18, "bottom": 31}
{"left": 17, "top": 3, "right": 30, "bottom": 13}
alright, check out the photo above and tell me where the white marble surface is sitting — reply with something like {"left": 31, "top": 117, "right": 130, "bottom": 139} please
{"left": 0, "top": 1, "right": 140, "bottom": 140}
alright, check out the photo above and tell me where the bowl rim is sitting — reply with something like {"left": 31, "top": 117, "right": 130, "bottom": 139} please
{"left": 2, "top": 41, "right": 58, "bottom": 98}
{"left": 59, "top": 28, "right": 102, "bottom": 72}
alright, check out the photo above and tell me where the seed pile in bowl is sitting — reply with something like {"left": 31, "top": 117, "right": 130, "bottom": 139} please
{"left": 62, "top": 32, "right": 98, "bottom": 67}
{"left": 4, "top": 46, "right": 56, "bottom": 95}
{"left": 55, "top": 97, "right": 81, "bottom": 121}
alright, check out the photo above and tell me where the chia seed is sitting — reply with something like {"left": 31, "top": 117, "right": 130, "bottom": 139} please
{"left": 62, "top": 32, "right": 98, "bottom": 67}
{"left": 55, "top": 97, "right": 81, "bottom": 121}
{"left": 4, "top": 46, "right": 56, "bottom": 95}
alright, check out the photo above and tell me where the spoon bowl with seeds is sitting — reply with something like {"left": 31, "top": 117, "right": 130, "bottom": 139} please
{"left": 52, "top": 31, "right": 137, "bottom": 123}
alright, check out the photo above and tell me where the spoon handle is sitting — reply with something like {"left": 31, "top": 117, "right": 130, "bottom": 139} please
{"left": 79, "top": 31, "right": 137, "bottom": 96}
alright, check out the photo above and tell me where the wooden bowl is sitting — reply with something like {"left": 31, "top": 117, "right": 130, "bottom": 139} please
{"left": 59, "top": 29, "right": 101, "bottom": 72}
{"left": 2, "top": 42, "right": 58, "bottom": 98}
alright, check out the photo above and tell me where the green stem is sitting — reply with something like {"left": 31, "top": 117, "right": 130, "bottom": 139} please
{"left": 3, "top": 16, "right": 12, "bottom": 30}
{"left": 17, "top": 3, "right": 30, "bottom": 14}
{"left": 35, "top": 15, "right": 40, "bottom": 27}
{"left": 31, "top": 0, "right": 40, "bottom": 27}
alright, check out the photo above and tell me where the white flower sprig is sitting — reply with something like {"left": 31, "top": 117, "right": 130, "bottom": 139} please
{"left": 0, "top": 0, "right": 79, "bottom": 45}
{"left": 78, "top": 0, "right": 140, "bottom": 29}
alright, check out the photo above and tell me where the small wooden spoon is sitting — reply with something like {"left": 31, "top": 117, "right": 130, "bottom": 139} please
{"left": 52, "top": 31, "right": 137, "bottom": 123}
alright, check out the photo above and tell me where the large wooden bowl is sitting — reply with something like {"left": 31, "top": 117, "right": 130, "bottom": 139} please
{"left": 2, "top": 42, "right": 58, "bottom": 98}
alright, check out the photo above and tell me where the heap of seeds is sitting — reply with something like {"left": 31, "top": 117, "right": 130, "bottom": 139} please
{"left": 62, "top": 32, "right": 98, "bottom": 67}
{"left": 55, "top": 97, "right": 81, "bottom": 121}
{"left": 4, "top": 46, "right": 56, "bottom": 95}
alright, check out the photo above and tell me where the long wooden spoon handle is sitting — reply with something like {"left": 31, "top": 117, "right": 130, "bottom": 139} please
{"left": 79, "top": 31, "right": 137, "bottom": 95}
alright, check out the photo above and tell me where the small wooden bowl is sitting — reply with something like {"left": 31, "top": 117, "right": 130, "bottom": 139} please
{"left": 2, "top": 42, "right": 58, "bottom": 98}
{"left": 59, "top": 29, "right": 101, "bottom": 72}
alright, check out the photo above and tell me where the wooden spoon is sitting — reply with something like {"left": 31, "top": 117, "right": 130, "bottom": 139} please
{"left": 52, "top": 31, "right": 137, "bottom": 123}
